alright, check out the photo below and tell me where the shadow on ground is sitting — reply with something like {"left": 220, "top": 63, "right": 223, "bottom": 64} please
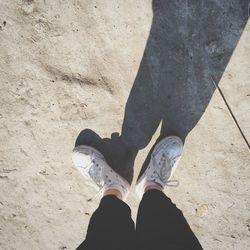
{"left": 75, "top": 0, "right": 249, "bottom": 184}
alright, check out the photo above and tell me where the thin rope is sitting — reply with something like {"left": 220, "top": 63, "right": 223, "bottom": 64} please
{"left": 210, "top": 76, "right": 250, "bottom": 150}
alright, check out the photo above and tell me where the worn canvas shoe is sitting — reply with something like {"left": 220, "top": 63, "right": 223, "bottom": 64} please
{"left": 72, "top": 145, "right": 130, "bottom": 200}
{"left": 136, "top": 136, "right": 183, "bottom": 199}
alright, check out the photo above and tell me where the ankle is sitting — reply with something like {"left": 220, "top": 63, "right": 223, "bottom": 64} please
{"left": 144, "top": 183, "right": 163, "bottom": 193}
{"left": 103, "top": 188, "right": 123, "bottom": 200}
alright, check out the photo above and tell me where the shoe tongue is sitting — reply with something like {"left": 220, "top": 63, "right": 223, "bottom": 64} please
{"left": 160, "top": 162, "right": 171, "bottom": 181}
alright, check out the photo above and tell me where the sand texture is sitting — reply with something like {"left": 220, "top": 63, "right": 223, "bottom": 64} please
{"left": 0, "top": 1, "right": 250, "bottom": 249}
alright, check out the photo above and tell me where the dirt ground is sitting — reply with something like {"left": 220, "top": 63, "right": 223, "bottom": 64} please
{"left": 0, "top": 1, "right": 249, "bottom": 249}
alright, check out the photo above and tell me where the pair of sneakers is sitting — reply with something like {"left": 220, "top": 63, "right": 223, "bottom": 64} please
{"left": 72, "top": 136, "right": 183, "bottom": 200}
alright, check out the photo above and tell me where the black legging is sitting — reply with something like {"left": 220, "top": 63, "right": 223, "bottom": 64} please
{"left": 76, "top": 189, "right": 203, "bottom": 250}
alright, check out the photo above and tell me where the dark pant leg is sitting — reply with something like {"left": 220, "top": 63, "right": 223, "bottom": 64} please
{"left": 76, "top": 195, "right": 135, "bottom": 250}
{"left": 136, "top": 190, "right": 203, "bottom": 250}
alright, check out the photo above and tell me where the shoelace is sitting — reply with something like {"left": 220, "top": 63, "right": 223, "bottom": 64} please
{"left": 166, "top": 179, "right": 179, "bottom": 187}
{"left": 151, "top": 153, "right": 180, "bottom": 187}
{"left": 152, "top": 169, "right": 179, "bottom": 187}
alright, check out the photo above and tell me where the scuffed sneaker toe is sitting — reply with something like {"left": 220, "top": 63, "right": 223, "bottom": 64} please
{"left": 72, "top": 145, "right": 130, "bottom": 200}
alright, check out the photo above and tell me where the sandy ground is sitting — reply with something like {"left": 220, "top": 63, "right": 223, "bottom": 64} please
{"left": 0, "top": 1, "right": 249, "bottom": 249}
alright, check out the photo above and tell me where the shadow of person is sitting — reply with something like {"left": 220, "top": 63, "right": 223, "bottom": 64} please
{"left": 75, "top": 0, "right": 249, "bottom": 184}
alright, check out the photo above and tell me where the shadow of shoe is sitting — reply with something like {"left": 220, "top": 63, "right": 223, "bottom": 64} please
{"left": 75, "top": 129, "right": 138, "bottom": 184}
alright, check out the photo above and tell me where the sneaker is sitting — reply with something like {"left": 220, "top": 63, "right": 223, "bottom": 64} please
{"left": 72, "top": 145, "right": 130, "bottom": 200}
{"left": 136, "top": 136, "right": 183, "bottom": 199}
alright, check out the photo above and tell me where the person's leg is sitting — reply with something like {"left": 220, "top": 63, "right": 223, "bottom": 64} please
{"left": 77, "top": 192, "right": 135, "bottom": 250}
{"left": 136, "top": 188, "right": 202, "bottom": 250}
{"left": 72, "top": 146, "right": 135, "bottom": 250}
{"left": 135, "top": 136, "right": 203, "bottom": 250}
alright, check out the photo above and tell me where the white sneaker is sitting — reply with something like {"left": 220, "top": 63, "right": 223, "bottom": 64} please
{"left": 72, "top": 145, "right": 130, "bottom": 200}
{"left": 136, "top": 136, "right": 183, "bottom": 199}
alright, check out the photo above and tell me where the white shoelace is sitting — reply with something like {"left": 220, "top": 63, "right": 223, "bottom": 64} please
{"left": 165, "top": 179, "right": 179, "bottom": 187}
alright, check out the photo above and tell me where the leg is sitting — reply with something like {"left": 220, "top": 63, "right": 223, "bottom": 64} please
{"left": 72, "top": 145, "right": 134, "bottom": 250}
{"left": 77, "top": 194, "right": 135, "bottom": 250}
{"left": 136, "top": 189, "right": 202, "bottom": 250}
{"left": 135, "top": 136, "right": 203, "bottom": 249}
